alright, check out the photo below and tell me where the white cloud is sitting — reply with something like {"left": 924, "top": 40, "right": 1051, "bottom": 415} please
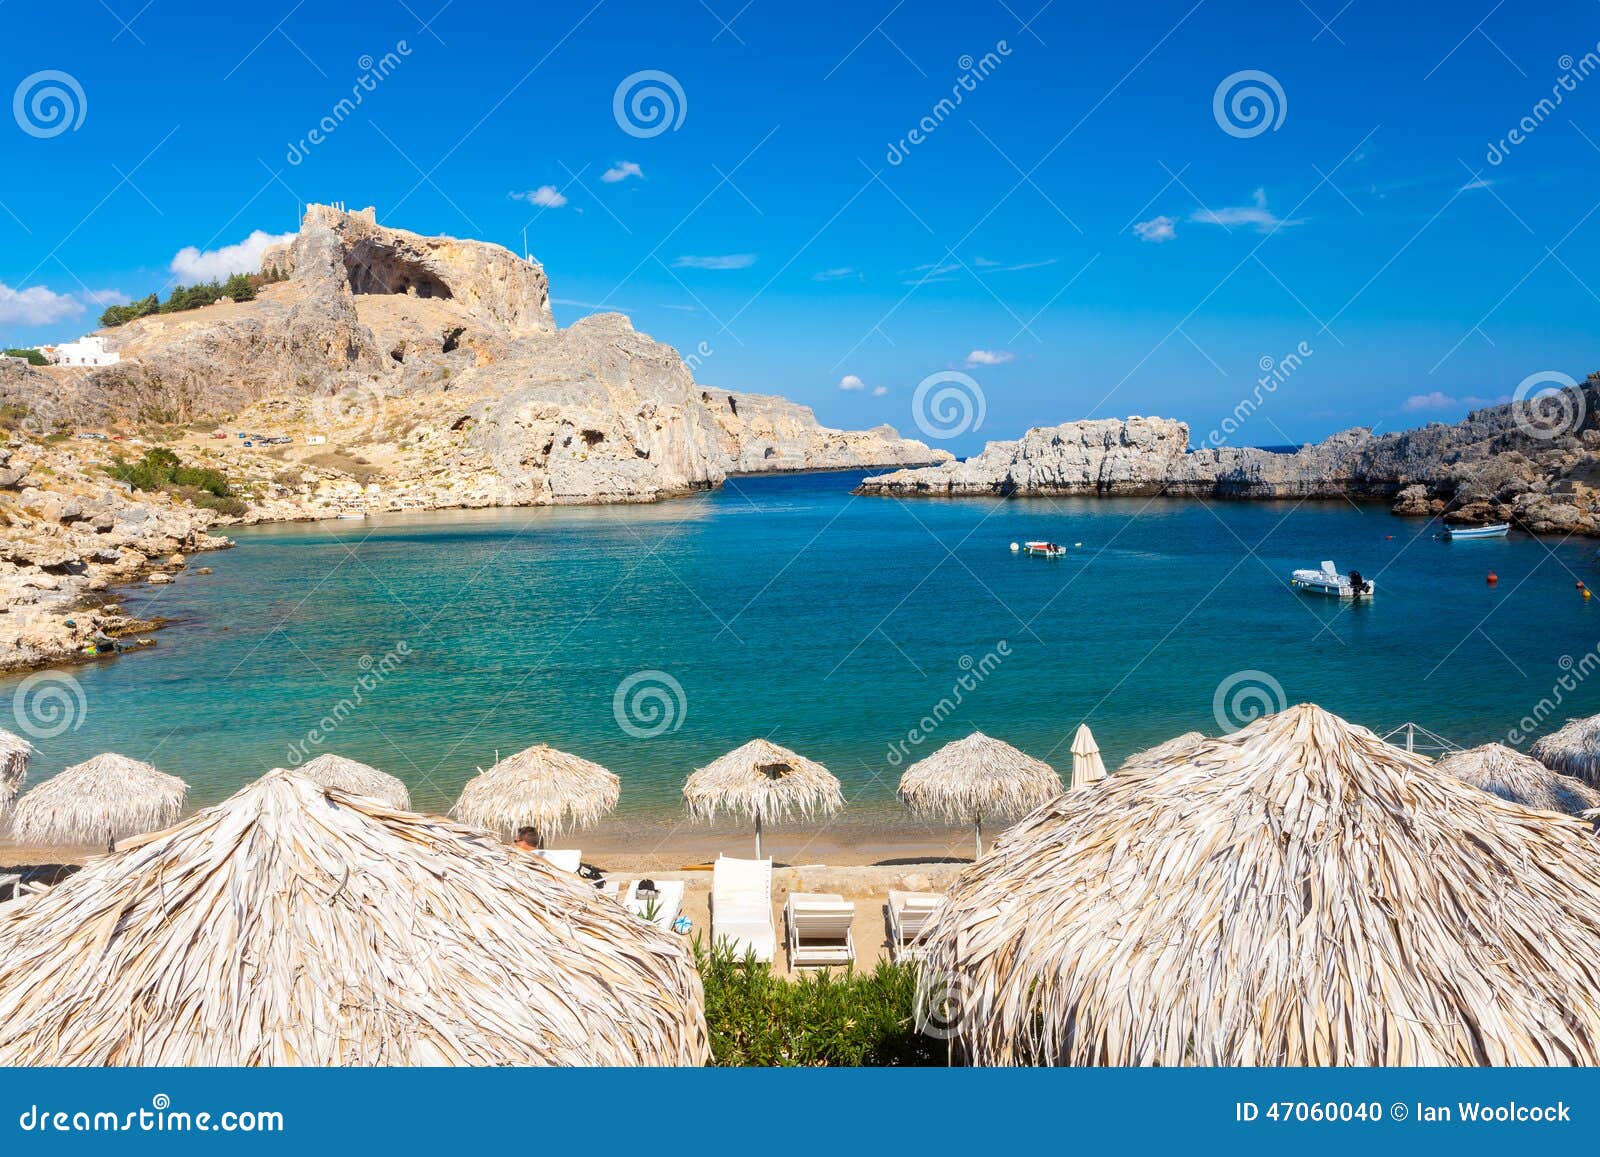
{"left": 1134, "top": 215, "right": 1177, "bottom": 243}
{"left": 1459, "top": 176, "right": 1492, "bottom": 191}
{"left": 0, "top": 282, "right": 87, "bottom": 326}
{"left": 1190, "top": 188, "right": 1304, "bottom": 234}
{"left": 839, "top": 374, "right": 866, "bottom": 391}
{"left": 170, "top": 229, "right": 295, "bottom": 283}
{"left": 79, "top": 288, "right": 131, "bottom": 307}
{"left": 1403, "top": 391, "right": 1510, "bottom": 413}
{"left": 872, "top": 385, "right": 888, "bottom": 396}
{"left": 674, "top": 254, "right": 756, "bottom": 270}
{"left": 813, "top": 267, "right": 860, "bottom": 281}
{"left": 511, "top": 185, "right": 568, "bottom": 208}
{"left": 601, "top": 161, "right": 643, "bottom": 183}
{"left": 965, "top": 349, "right": 1014, "bottom": 367}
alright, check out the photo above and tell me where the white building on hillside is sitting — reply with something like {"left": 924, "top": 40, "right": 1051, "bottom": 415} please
{"left": 50, "top": 335, "right": 120, "bottom": 367}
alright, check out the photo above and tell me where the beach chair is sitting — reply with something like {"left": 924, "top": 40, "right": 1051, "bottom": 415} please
{"left": 786, "top": 893, "right": 856, "bottom": 968}
{"left": 887, "top": 890, "right": 944, "bottom": 961}
{"left": 533, "top": 849, "right": 582, "bottom": 874}
{"left": 625, "top": 879, "right": 685, "bottom": 928}
{"left": 711, "top": 855, "right": 775, "bottom": 962}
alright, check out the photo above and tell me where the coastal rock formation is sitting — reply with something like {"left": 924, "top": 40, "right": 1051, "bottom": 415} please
{"left": 857, "top": 383, "right": 1600, "bottom": 536}
{"left": 0, "top": 442, "right": 232, "bottom": 671}
{"left": 28, "top": 204, "right": 943, "bottom": 507}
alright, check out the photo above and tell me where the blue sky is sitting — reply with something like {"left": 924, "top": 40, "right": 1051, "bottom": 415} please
{"left": 3, "top": 0, "right": 1599, "bottom": 452}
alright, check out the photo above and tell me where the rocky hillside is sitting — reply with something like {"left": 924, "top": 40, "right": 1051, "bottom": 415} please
{"left": 5, "top": 204, "right": 946, "bottom": 513}
{"left": 0, "top": 440, "right": 232, "bottom": 671}
{"left": 856, "top": 383, "right": 1600, "bottom": 536}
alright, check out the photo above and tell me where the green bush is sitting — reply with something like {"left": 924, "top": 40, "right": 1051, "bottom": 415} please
{"left": 3, "top": 348, "right": 47, "bottom": 365}
{"left": 100, "top": 293, "right": 159, "bottom": 328}
{"left": 107, "top": 447, "right": 234, "bottom": 501}
{"left": 693, "top": 939, "right": 945, "bottom": 1067}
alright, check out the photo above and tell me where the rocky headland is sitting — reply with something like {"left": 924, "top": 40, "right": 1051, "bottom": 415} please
{"left": 0, "top": 204, "right": 948, "bottom": 671}
{"left": 856, "top": 384, "right": 1600, "bottom": 537}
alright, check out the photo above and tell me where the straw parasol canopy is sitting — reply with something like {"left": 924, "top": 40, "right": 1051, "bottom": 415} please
{"left": 0, "top": 728, "right": 32, "bottom": 819}
{"left": 897, "top": 731, "right": 1063, "bottom": 858}
{"left": 1119, "top": 730, "right": 1205, "bottom": 770}
{"left": 1532, "top": 713, "right": 1600, "bottom": 785}
{"left": 0, "top": 772, "right": 707, "bottom": 1065}
{"left": 451, "top": 743, "right": 620, "bottom": 841}
{"left": 283, "top": 753, "right": 410, "bottom": 809}
{"left": 917, "top": 703, "right": 1600, "bottom": 1066}
{"left": 1068, "top": 723, "right": 1106, "bottom": 789}
{"left": 9, "top": 753, "right": 187, "bottom": 849}
{"left": 683, "top": 738, "right": 842, "bottom": 858}
{"left": 1438, "top": 742, "right": 1600, "bottom": 816}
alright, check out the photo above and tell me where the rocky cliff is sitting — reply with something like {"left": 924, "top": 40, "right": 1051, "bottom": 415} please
{"left": 856, "top": 383, "right": 1600, "bottom": 536}
{"left": 15, "top": 204, "right": 945, "bottom": 511}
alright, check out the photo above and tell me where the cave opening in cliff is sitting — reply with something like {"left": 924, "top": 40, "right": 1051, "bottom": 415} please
{"left": 344, "top": 239, "right": 453, "bottom": 300}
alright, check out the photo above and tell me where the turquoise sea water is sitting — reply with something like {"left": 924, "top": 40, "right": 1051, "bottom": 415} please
{"left": 5, "top": 470, "right": 1598, "bottom": 816}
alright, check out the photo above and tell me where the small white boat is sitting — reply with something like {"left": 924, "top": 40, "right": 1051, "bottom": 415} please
{"left": 1291, "top": 560, "right": 1374, "bottom": 599}
{"left": 1444, "top": 522, "right": 1509, "bottom": 539}
{"left": 1022, "top": 540, "right": 1067, "bottom": 558}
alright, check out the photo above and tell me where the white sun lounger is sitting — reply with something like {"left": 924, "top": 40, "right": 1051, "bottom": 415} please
{"left": 533, "top": 849, "right": 582, "bottom": 874}
{"left": 624, "top": 879, "right": 685, "bottom": 929}
{"left": 786, "top": 893, "right": 856, "bottom": 968}
{"left": 711, "top": 855, "right": 775, "bottom": 962}
{"left": 887, "top": 890, "right": 944, "bottom": 961}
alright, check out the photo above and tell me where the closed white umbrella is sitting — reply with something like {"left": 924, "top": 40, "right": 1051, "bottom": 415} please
{"left": 1070, "top": 724, "right": 1106, "bottom": 789}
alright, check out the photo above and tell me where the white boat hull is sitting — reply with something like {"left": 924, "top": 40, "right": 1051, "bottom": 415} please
{"left": 1444, "top": 522, "right": 1509, "bottom": 539}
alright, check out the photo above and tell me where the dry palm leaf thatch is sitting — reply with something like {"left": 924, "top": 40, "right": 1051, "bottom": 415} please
{"left": 451, "top": 743, "right": 620, "bottom": 839}
{"left": 9, "top": 753, "right": 187, "bottom": 848}
{"left": 1438, "top": 743, "right": 1600, "bottom": 817}
{"left": 683, "top": 738, "right": 842, "bottom": 858}
{"left": 1119, "top": 730, "right": 1205, "bottom": 770}
{"left": 918, "top": 703, "right": 1600, "bottom": 1067}
{"left": 897, "top": 731, "right": 1062, "bottom": 857}
{"left": 1532, "top": 713, "right": 1600, "bottom": 786}
{"left": 0, "top": 728, "right": 32, "bottom": 818}
{"left": 281, "top": 753, "right": 410, "bottom": 809}
{"left": 0, "top": 772, "right": 708, "bottom": 1066}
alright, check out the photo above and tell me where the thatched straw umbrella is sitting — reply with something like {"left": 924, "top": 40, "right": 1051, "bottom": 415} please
{"left": 1532, "top": 713, "right": 1600, "bottom": 785}
{"left": 283, "top": 753, "right": 410, "bottom": 809}
{"left": 1068, "top": 724, "right": 1106, "bottom": 789}
{"left": 1438, "top": 742, "right": 1600, "bottom": 816}
{"left": 1119, "top": 730, "right": 1205, "bottom": 769}
{"left": 451, "top": 743, "right": 620, "bottom": 841}
{"left": 9, "top": 753, "right": 187, "bottom": 850}
{"left": 918, "top": 703, "right": 1600, "bottom": 1066}
{"left": 897, "top": 731, "right": 1062, "bottom": 858}
{"left": 0, "top": 728, "right": 31, "bottom": 819}
{"left": 0, "top": 773, "right": 707, "bottom": 1065}
{"left": 683, "top": 738, "right": 842, "bottom": 858}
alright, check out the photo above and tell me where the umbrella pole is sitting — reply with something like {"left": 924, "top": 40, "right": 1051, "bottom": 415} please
{"left": 974, "top": 814, "right": 982, "bottom": 860}
{"left": 754, "top": 813, "right": 763, "bottom": 860}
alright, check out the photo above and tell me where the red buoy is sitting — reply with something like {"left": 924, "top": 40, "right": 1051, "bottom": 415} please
{"left": 1486, "top": 573, "right": 1498, "bottom": 585}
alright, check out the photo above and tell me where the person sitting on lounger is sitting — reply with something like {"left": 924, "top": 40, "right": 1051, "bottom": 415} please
{"left": 514, "top": 826, "right": 543, "bottom": 852}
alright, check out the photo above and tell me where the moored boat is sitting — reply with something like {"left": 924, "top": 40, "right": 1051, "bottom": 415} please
{"left": 1021, "top": 540, "right": 1066, "bottom": 558}
{"left": 1291, "top": 560, "right": 1374, "bottom": 599}
{"left": 1444, "top": 522, "right": 1509, "bottom": 539}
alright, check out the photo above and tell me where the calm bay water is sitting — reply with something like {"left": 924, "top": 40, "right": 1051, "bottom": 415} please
{"left": 5, "top": 470, "right": 1598, "bottom": 817}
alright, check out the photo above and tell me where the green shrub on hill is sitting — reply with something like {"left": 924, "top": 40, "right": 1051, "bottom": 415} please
{"left": 2, "top": 348, "right": 48, "bottom": 365}
{"left": 106, "top": 448, "right": 239, "bottom": 514}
